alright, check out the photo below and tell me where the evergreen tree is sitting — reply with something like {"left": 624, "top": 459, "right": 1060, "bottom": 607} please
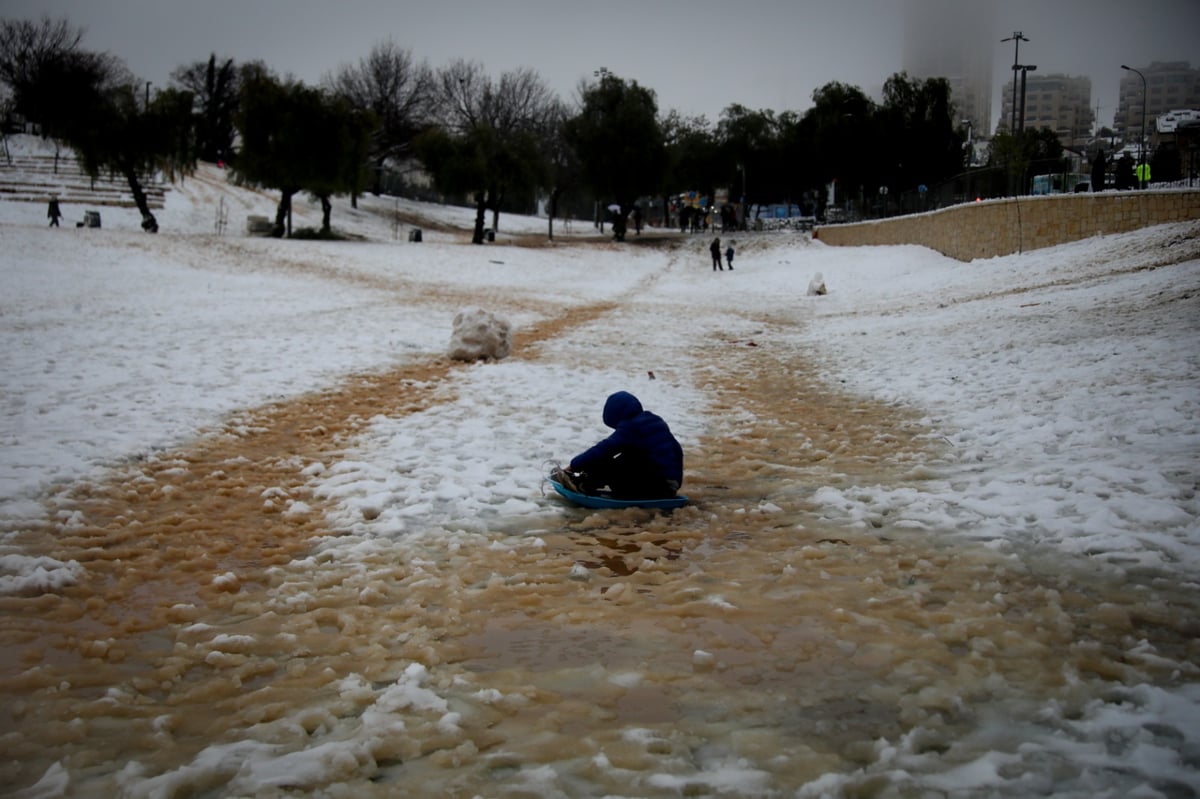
{"left": 564, "top": 72, "right": 665, "bottom": 241}
{"left": 1, "top": 17, "right": 195, "bottom": 231}
{"left": 171, "top": 54, "right": 238, "bottom": 163}
{"left": 72, "top": 82, "right": 196, "bottom": 232}
{"left": 877, "top": 73, "right": 964, "bottom": 192}
{"left": 234, "top": 69, "right": 374, "bottom": 237}
{"left": 801, "top": 82, "right": 878, "bottom": 210}
{"left": 717, "top": 104, "right": 783, "bottom": 221}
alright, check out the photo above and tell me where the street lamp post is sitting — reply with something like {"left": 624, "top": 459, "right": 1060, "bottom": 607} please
{"left": 1016, "top": 65, "right": 1037, "bottom": 136}
{"left": 592, "top": 67, "right": 612, "bottom": 231}
{"left": 1001, "top": 31, "right": 1029, "bottom": 134}
{"left": 736, "top": 163, "right": 747, "bottom": 229}
{"left": 1121, "top": 64, "right": 1147, "bottom": 187}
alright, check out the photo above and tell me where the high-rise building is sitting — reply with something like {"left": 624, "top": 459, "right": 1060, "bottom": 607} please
{"left": 903, "top": 0, "right": 993, "bottom": 139}
{"left": 1116, "top": 62, "right": 1200, "bottom": 145}
{"left": 1000, "top": 73, "right": 1094, "bottom": 148}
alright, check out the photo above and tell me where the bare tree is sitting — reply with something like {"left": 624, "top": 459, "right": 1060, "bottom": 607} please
{"left": 430, "top": 58, "right": 488, "bottom": 134}
{"left": 425, "top": 60, "right": 560, "bottom": 233}
{"left": 0, "top": 16, "right": 87, "bottom": 132}
{"left": 492, "top": 67, "right": 558, "bottom": 135}
{"left": 325, "top": 39, "right": 431, "bottom": 198}
{"left": 0, "top": 16, "right": 82, "bottom": 89}
{"left": 432, "top": 60, "right": 556, "bottom": 137}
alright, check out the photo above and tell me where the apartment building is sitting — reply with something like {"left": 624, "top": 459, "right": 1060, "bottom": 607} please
{"left": 1000, "top": 73, "right": 1094, "bottom": 148}
{"left": 1116, "top": 61, "right": 1200, "bottom": 144}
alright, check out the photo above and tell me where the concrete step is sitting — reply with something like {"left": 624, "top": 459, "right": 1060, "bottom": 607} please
{"left": 0, "top": 152, "right": 169, "bottom": 208}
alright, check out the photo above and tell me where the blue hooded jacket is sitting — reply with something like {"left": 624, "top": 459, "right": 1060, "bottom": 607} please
{"left": 570, "top": 391, "right": 684, "bottom": 486}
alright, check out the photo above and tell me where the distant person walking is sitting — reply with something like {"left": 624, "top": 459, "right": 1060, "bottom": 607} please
{"left": 710, "top": 237, "right": 723, "bottom": 271}
{"left": 724, "top": 241, "right": 735, "bottom": 270}
{"left": 47, "top": 196, "right": 62, "bottom": 227}
{"left": 1136, "top": 160, "right": 1151, "bottom": 189}
{"left": 1091, "top": 149, "right": 1106, "bottom": 192}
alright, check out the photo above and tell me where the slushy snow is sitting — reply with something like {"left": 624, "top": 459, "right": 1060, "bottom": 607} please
{"left": 1, "top": 135, "right": 1198, "bottom": 796}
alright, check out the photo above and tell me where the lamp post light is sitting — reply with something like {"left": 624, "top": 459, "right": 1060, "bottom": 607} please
{"left": 1121, "top": 64, "right": 1147, "bottom": 187}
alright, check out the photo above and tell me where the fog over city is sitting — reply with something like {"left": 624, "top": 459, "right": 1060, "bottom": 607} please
{"left": 3, "top": 0, "right": 1197, "bottom": 132}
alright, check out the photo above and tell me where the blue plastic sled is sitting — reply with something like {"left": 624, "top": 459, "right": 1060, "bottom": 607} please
{"left": 547, "top": 478, "right": 688, "bottom": 510}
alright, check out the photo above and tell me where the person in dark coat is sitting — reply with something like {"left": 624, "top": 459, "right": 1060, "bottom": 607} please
{"left": 1115, "top": 153, "right": 1135, "bottom": 190}
{"left": 561, "top": 391, "right": 683, "bottom": 499}
{"left": 710, "top": 237, "right": 723, "bottom": 270}
{"left": 725, "top": 241, "right": 735, "bottom": 270}
{"left": 1091, "top": 149, "right": 1106, "bottom": 192}
{"left": 47, "top": 197, "right": 62, "bottom": 227}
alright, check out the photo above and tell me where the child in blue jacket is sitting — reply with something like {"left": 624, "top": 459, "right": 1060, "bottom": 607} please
{"left": 557, "top": 391, "right": 683, "bottom": 499}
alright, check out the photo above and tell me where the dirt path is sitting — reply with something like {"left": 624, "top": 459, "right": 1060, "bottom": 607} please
{"left": 0, "top": 296, "right": 623, "bottom": 655}
{"left": 0, "top": 231, "right": 924, "bottom": 674}
{"left": 0, "top": 234, "right": 942, "bottom": 788}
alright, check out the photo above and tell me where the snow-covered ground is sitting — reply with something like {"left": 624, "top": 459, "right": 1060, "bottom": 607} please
{"left": 1, "top": 138, "right": 1198, "bottom": 797}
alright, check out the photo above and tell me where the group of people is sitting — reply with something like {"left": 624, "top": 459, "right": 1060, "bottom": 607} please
{"left": 709, "top": 237, "right": 734, "bottom": 270}
{"left": 1091, "top": 149, "right": 1148, "bottom": 191}
{"left": 677, "top": 204, "right": 743, "bottom": 234}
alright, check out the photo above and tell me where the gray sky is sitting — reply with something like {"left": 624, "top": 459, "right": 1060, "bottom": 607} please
{"left": 3, "top": 0, "right": 1197, "bottom": 131}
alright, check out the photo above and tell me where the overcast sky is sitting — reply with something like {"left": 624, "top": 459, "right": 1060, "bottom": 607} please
{"left": 4, "top": 0, "right": 1197, "bottom": 132}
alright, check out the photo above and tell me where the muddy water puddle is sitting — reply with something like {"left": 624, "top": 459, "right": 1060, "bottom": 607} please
{"left": 1, "top": 310, "right": 1198, "bottom": 797}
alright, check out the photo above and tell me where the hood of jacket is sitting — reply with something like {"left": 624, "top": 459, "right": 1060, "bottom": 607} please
{"left": 602, "top": 391, "right": 643, "bottom": 428}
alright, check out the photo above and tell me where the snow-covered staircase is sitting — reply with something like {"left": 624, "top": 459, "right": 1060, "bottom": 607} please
{"left": 0, "top": 145, "right": 167, "bottom": 210}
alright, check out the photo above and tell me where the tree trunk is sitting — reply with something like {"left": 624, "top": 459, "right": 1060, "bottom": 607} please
{"left": 122, "top": 164, "right": 158, "bottom": 233}
{"left": 372, "top": 157, "right": 386, "bottom": 196}
{"left": 273, "top": 188, "right": 296, "bottom": 238}
{"left": 472, "top": 191, "right": 486, "bottom": 245}
{"left": 320, "top": 194, "right": 332, "bottom": 234}
{"left": 547, "top": 188, "right": 559, "bottom": 242}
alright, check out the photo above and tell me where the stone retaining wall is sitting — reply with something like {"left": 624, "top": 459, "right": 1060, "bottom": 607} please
{"left": 813, "top": 190, "right": 1200, "bottom": 261}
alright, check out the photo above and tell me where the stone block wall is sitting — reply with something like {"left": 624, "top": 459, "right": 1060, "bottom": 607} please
{"left": 813, "top": 190, "right": 1200, "bottom": 261}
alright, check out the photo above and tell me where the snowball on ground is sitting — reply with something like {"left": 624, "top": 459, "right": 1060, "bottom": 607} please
{"left": 447, "top": 307, "right": 512, "bottom": 362}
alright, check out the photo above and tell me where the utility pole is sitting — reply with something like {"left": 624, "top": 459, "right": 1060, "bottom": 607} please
{"left": 1001, "top": 32, "right": 1029, "bottom": 134}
